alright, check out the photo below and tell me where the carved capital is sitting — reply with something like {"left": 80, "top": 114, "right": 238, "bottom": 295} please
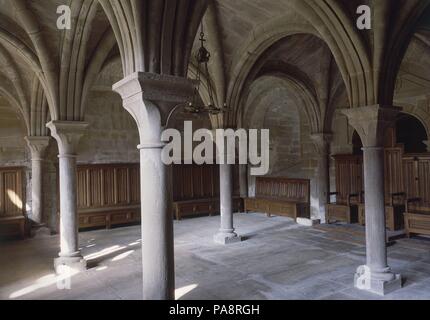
{"left": 341, "top": 105, "right": 401, "bottom": 147}
{"left": 46, "top": 121, "right": 89, "bottom": 156}
{"left": 113, "top": 72, "right": 195, "bottom": 144}
{"left": 25, "top": 136, "right": 51, "bottom": 160}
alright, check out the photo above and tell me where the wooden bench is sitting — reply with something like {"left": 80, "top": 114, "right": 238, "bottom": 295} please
{"left": 358, "top": 192, "right": 406, "bottom": 231}
{"left": 172, "top": 163, "right": 243, "bottom": 221}
{"left": 402, "top": 154, "right": 430, "bottom": 237}
{"left": 58, "top": 163, "right": 141, "bottom": 231}
{"left": 326, "top": 154, "right": 363, "bottom": 224}
{"left": 0, "top": 167, "right": 27, "bottom": 239}
{"left": 404, "top": 198, "right": 430, "bottom": 237}
{"left": 173, "top": 197, "right": 243, "bottom": 220}
{"left": 0, "top": 216, "right": 26, "bottom": 239}
{"left": 327, "top": 192, "right": 360, "bottom": 224}
{"left": 78, "top": 205, "right": 141, "bottom": 229}
{"left": 244, "top": 177, "right": 310, "bottom": 220}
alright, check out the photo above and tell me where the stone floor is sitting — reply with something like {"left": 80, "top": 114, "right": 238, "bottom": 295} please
{"left": 1, "top": 213, "right": 430, "bottom": 300}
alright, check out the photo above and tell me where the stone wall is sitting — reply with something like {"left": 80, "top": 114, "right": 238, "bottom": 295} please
{"left": 0, "top": 89, "right": 141, "bottom": 233}
{"left": 78, "top": 90, "right": 140, "bottom": 164}
{"left": 244, "top": 78, "right": 320, "bottom": 219}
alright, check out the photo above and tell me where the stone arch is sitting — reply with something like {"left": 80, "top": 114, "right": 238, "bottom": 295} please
{"left": 287, "top": 0, "right": 372, "bottom": 108}
{"left": 226, "top": 17, "right": 320, "bottom": 127}
{"left": 243, "top": 76, "right": 308, "bottom": 176}
{"left": 0, "top": 26, "right": 56, "bottom": 120}
{"left": 379, "top": 2, "right": 430, "bottom": 106}
{"left": 11, "top": 0, "right": 59, "bottom": 119}
{"left": 98, "top": 0, "right": 208, "bottom": 77}
{"left": 80, "top": 29, "right": 118, "bottom": 119}
{"left": 396, "top": 112, "right": 428, "bottom": 153}
{"left": 242, "top": 73, "right": 320, "bottom": 134}
{"left": 399, "top": 104, "right": 430, "bottom": 141}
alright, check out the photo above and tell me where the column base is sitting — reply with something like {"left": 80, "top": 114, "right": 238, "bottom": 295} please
{"left": 214, "top": 232, "right": 243, "bottom": 245}
{"left": 54, "top": 255, "right": 87, "bottom": 274}
{"left": 30, "top": 224, "right": 51, "bottom": 238}
{"left": 296, "top": 218, "right": 320, "bottom": 227}
{"left": 354, "top": 265, "right": 402, "bottom": 296}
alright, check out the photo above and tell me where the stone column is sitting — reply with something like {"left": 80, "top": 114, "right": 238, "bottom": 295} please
{"left": 311, "top": 133, "right": 332, "bottom": 223}
{"left": 342, "top": 105, "right": 401, "bottom": 296}
{"left": 214, "top": 163, "right": 242, "bottom": 244}
{"left": 113, "top": 72, "right": 194, "bottom": 300}
{"left": 24, "top": 136, "right": 50, "bottom": 226}
{"left": 239, "top": 164, "right": 248, "bottom": 199}
{"left": 46, "top": 121, "right": 88, "bottom": 273}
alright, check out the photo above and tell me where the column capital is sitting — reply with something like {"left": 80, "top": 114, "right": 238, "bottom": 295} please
{"left": 113, "top": 72, "right": 194, "bottom": 143}
{"left": 311, "top": 133, "right": 333, "bottom": 154}
{"left": 113, "top": 72, "right": 195, "bottom": 105}
{"left": 24, "top": 136, "right": 51, "bottom": 160}
{"left": 46, "top": 121, "right": 89, "bottom": 155}
{"left": 341, "top": 105, "right": 401, "bottom": 147}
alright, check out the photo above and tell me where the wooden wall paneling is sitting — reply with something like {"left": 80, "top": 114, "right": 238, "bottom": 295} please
{"left": 418, "top": 156, "right": 430, "bottom": 206}
{"left": 244, "top": 177, "right": 310, "bottom": 219}
{"left": 202, "top": 165, "right": 213, "bottom": 198}
{"left": 332, "top": 155, "right": 363, "bottom": 205}
{"left": 63, "top": 164, "right": 141, "bottom": 230}
{"left": 403, "top": 157, "right": 418, "bottom": 199}
{"left": 103, "top": 167, "right": 115, "bottom": 206}
{"left": 116, "top": 167, "right": 129, "bottom": 205}
{"left": 0, "top": 167, "right": 26, "bottom": 239}
{"left": 77, "top": 169, "right": 88, "bottom": 209}
{"left": 2, "top": 169, "right": 23, "bottom": 217}
{"left": 172, "top": 164, "right": 243, "bottom": 219}
{"left": 384, "top": 147, "right": 404, "bottom": 204}
{"left": 129, "top": 165, "right": 140, "bottom": 204}
{"left": 90, "top": 167, "right": 102, "bottom": 208}
{"left": 403, "top": 155, "right": 430, "bottom": 236}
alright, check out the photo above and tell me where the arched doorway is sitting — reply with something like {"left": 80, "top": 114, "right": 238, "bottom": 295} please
{"left": 396, "top": 113, "right": 428, "bottom": 154}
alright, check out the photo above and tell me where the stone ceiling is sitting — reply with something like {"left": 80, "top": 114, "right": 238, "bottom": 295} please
{"left": 0, "top": 0, "right": 429, "bottom": 132}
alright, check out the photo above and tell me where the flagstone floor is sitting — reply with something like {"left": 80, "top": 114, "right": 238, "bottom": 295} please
{"left": 1, "top": 213, "right": 430, "bottom": 300}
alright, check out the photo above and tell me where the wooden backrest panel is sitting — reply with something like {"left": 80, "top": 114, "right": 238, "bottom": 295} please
{"left": 384, "top": 147, "right": 404, "bottom": 203}
{"left": 255, "top": 177, "right": 310, "bottom": 203}
{"left": 0, "top": 167, "right": 25, "bottom": 218}
{"left": 75, "top": 163, "right": 140, "bottom": 210}
{"left": 333, "top": 155, "right": 363, "bottom": 204}
{"left": 418, "top": 158, "right": 430, "bottom": 206}
{"left": 173, "top": 164, "right": 240, "bottom": 201}
{"left": 402, "top": 155, "right": 430, "bottom": 212}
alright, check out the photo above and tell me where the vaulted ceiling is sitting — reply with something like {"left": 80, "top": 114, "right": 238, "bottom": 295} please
{"left": 0, "top": 0, "right": 429, "bottom": 136}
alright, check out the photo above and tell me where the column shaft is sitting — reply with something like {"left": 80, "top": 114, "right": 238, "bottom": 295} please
{"left": 317, "top": 151, "right": 329, "bottom": 220}
{"left": 139, "top": 145, "right": 174, "bottom": 300}
{"left": 363, "top": 147, "right": 390, "bottom": 275}
{"left": 58, "top": 154, "right": 79, "bottom": 257}
{"left": 25, "top": 136, "right": 50, "bottom": 226}
{"left": 214, "top": 164, "right": 242, "bottom": 244}
{"left": 220, "top": 163, "right": 233, "bottom": 232}
{"left": 342, "top": 105, "right": 401, "bottom": 295}
{"left": 31, "top": 159, "right": 43, "bottom": 225}
{"left": 311, "top": 133, "right": 331, "bottom": 222}
{"left": 47, "top": 121, "right": 88, "bottom": 273}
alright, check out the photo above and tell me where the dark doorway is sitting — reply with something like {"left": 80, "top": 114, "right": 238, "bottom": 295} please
{"left": 396, "top": 113, "right": 428, "bottom": 154}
